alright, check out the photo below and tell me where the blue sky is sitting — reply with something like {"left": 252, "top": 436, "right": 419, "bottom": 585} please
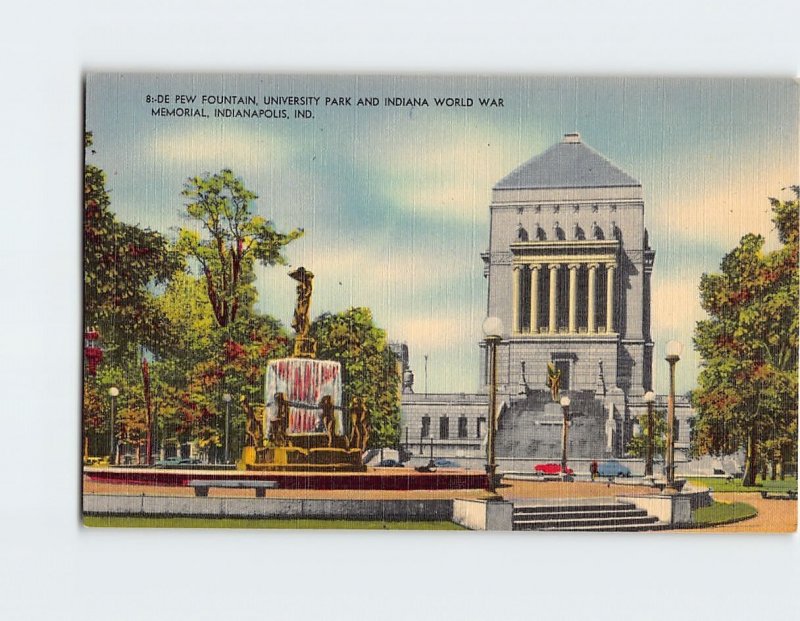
{"left": 85, "top": 74, "right": 798, "bottom": 394}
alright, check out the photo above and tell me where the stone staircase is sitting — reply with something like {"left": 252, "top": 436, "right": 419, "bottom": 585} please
{"left": 512, "top": 498, "right": 668, "bottom": 532}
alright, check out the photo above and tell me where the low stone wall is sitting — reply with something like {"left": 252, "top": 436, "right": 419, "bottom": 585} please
{"left": 452, "top": 499, "right": 513, "bottom": 531}
{"left": 618, "top": 493, "right": 692, "bottom": 525}
{"left": 682, "top": 485, "right": 714, "bottom": 509}
{"left": 84, "top": 495, "right": 453, "bottom": 522}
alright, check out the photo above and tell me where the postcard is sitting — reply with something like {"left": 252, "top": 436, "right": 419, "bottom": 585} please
{"left": 82, "top": 73, "right": 797, "bottom": 531}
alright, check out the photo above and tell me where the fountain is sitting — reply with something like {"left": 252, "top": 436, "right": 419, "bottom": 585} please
{"left": 243, "top": 267, "right": 366, "bottom": 471}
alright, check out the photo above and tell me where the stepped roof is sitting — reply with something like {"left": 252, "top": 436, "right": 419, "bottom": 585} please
{"left": 494, "top": 133, "right": 640, "bottom": 190}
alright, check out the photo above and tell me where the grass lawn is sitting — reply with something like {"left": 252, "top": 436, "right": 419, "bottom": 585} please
{"left": 686, "top": 476, "right": 797, "bottom": 493}
{"left": 692, "top": 501, "right": 758, "bottom": 527}
{"left": 84, "top": 516, "right": 465, "bottom": 530}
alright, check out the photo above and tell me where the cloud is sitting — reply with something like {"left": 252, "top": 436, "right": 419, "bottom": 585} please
{"left": 647, "top": 153, "right": 794, "bottom": 252}
{"left": 650, "top": 276, "right": 705, "bottom": 335}
{"left": 649, "top": 274, "right": 707, "bottom": 393}
{"left": 149, "top": 125, "right": 288, "bottom": 175}
{"left": 360, "top": 124, "right": 539, "bottom": 221}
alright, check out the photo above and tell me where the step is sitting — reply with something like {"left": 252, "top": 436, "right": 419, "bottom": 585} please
{"left": 513, "top": 515, "right": 660, "bottom": 530}
{"left": 514, "top": 508, "right": 650, "bottom": 521}
{"left": 513, "top": 502, "right": 636, "bottom": 515}
{"left": 535, "top": 521, "right": 670, "bottom": 532}
{"left": 514, "top": 512, "right": 659, "bottom": 525}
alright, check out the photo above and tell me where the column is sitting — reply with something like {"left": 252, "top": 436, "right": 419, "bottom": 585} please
{"left": 587, "top": 263, "right": 598, "bottom": 333}
{"left": 606, "top": 263, "right": 616, "bottom": 333}
{"left": 568, "top": 264, "right": 579, "bottom": 333}
{"left": 548, "top": 264, "right": 559, "bottom": 333}
{"left": 529, "top": 265, "right": 540, "bottom": 334}
{"left": 512, "top": 265, "right": 522, "bottom": 333}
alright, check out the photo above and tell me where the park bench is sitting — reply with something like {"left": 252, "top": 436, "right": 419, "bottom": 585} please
{"left": 188, "top": 479, "right": 278, "bottom": 498}
{"left": 759, "top": 490, "right": 797, "bottom": 501}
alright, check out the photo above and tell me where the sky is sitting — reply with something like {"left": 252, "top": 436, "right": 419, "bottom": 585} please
{"left": 85, "top": 74, "right": 798, "bottom": 394}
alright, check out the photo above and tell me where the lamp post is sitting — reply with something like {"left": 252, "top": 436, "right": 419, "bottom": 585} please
{"left": 560, "top": 395, "right": 571, "bottom": 476}
{"left": 665, "top": 340, "right": 682, "bottom": 486}
{"left": 222, "top": 393, "right": 232, "bottom": 464}
{"left": 108, "top": 386, "right": 119, "bottom": 465}
{"left": 643, "top": 390, "right": 655, "bottom": 478}
{"left": 482, "top": 316, "right": 503, "bottom": 495}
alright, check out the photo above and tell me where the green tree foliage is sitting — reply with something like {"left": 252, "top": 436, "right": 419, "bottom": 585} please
{"left": 154, "top": 271, "right": 291, "bottom": 456}
{"left": 311, "top": 308, "right": 401, "bottom": 448}
{"left": 177, "top": 169, "right": 303, "bottom": 328}
{"left": 84, "top": 132, "right": 183, "bottom": 361}
{"left": 626, "top": 409, "right": 667, "bottom": 459}
{"left": 693, "top": 187, "right": 798, "bottom": 485}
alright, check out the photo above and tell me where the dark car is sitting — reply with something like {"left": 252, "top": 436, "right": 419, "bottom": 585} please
{"left": 154, "top": 457, "right": 202, "bottom": 468}
{"left": 598, "top": 460, "right": 631, "bottom": 477}
{"left": 534, "top": 463, "right": 574, "bottom": 476}
{"left": 432, "top": 459, "right": 460, "bottom": 468}
{"left": 375, "top": 459, "right": 405, "bottom": 468}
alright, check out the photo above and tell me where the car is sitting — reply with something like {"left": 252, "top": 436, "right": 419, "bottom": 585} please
{"left": 154, "top": 457, "right": 203, "bottom": 468}
{"left": 154, "top": 457, "right": 182, "bottom": 468}
{"left": 375, "top": 459, "right": 405, "bottom": 468}
{"left": 432, "top": 459, "right": 460, "bottom": 468}
{"left": 597, "top": 460, "right": 631, "bottom": 477}
{"left": 534, "top": 463, "right": 574, "bottom": 476}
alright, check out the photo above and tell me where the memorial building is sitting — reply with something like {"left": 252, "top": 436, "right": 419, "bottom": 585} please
{"left": 399, "top": 134, "right": 693, "bottom": 468}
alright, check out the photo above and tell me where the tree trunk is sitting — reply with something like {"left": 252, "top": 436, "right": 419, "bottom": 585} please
{"left": 742, "top": 427, "right": 758, "bottom": 487}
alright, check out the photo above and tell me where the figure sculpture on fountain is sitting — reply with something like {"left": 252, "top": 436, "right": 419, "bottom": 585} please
{"left": 289, "top": 267, "right": 316, "bottom": 358}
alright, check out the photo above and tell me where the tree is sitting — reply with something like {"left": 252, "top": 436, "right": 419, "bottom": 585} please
{"left": 692, "top": 187, "right": 798, "bottom": 485}
{"left": 84, "top": 132, "right": 183, "bottom": 362}
{"left": 177, "top": 169, "right": 303, "bottom": 329}
{"left": 626, "top": 409, "right": 667, "bottom": 459}
{"left": 154, "top": 270, "right": 291, "bottom": 458}
{"left": 311, "top": 308, "right": 401, "bottom": 448}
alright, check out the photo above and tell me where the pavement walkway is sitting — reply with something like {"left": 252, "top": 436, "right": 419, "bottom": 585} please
{"left": 83, "top": 475, "right": 658, "bottom": 501}
{"left": 682, "top": 492, "right": 797, "bottom": 533}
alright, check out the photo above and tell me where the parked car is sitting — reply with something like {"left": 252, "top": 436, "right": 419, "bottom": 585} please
{"left": 598, "top": 460, "right": 631, "bottom": 477}
{"left": 375, "top": 459, "right": 405, "bottom": 468}
{"left": 534, "top": 463, "right": 574, "bottom": 476}
{"left": 154, "top": 457, "right": 202, "bottom": 468}
{"left": 432, "top": 459, "right": 460, "bottom": 468}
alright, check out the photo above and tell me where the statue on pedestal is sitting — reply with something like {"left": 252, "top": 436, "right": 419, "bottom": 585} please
{"left": 348, "top": 396, "right": 369, "bottom": 452}
{"left": 269, "top": 393, "right": 289, "bottom": 447}
{"left": 289, "top": 267, "right": 316, "bottom": 358}
{"left": 546, "top": 362, "right": 562, "bottom": 402}
{"left": 320, "top": 395, "right": 336, "bottom": 448}
{"left": 240, "top": 395, "right": 264, "bottom": 448}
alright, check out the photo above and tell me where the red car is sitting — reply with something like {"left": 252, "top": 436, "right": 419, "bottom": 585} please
{"left": 534, "top": 463, "right": 574, "bottom": 476}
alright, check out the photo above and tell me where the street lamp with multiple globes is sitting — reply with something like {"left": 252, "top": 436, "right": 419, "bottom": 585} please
{"left": 222, "top": 393, "right": 232, "bottom": 464}
{"left": 482, "top": 316, "right": 503, "bottom": 496}
{"left": 559, "top": 395, "right": 571, "bottom": 476}
{"left": 643, "top": 390, "right": 656, "bottom": 478}
{"left": 665, "top": 340, "right": 682, "bottom": 486}
{"left": 108, "top": 386, "right": 119, "bottom": 465}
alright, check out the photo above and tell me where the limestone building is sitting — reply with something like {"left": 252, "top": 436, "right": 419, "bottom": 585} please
{"left": 399, "top": 134, "right": 693, "bottom": 467}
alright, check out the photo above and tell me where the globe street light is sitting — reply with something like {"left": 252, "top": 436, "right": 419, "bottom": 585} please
{"left": 482, "top": 316, "right": 503, "bottom": 496}
{"left": 108, "top": 386, "right": 119, "bottom": 465}
{"left": 222, "top": 393, "right": 232, "bottom": 464}
{"left": 559, "top": 395, "right": 571, "bottom": 476}
{"left": 643, "top": 391, "right": 656, "bottom": 477}
{"left": 665, "top": 340, "right": 682, "bottom": 486}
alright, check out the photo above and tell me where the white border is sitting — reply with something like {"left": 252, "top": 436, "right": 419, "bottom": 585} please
{"left": 1, "top": 2, "right": 798, "bottom": 619}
